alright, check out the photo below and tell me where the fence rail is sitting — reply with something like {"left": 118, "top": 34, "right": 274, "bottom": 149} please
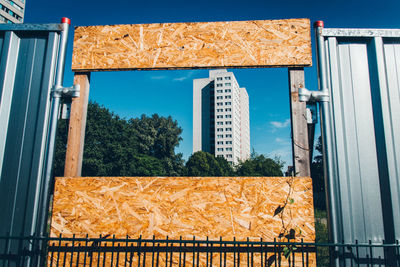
{"left": 1, "top": 235, "right": 399, "bottom": 266}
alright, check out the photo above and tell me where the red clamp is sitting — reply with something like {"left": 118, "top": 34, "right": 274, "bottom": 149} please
{"left": 61, "top": 17, "right": 71, "bottom": 25}
{"left": 314, "top": 21, "right": 324, "bottom": 28}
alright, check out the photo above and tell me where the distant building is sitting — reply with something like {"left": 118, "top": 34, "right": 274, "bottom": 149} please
{"left": 193, "top": 69, "right": 250, "bottom": 164}
{"left": 0, "top": 0, "right": 24, "bottom": 24}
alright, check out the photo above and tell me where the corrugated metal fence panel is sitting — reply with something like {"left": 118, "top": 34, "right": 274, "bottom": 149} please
{"left": 320, "top": 29, "right": 400, "bottom": 245}
{"left": 0, "top": 28, "right": 60, "bottom": 237}
{"left": 326, "top": 38, "right": 385, "bottom": 243}
{"left": 381, "top": 40, "right": 400, "bottom": 240}
{"left": 0, "top": 31, "right": 3, "bottom": 57}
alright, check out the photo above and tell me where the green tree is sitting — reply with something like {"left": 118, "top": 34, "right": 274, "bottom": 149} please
{"left": 82, "top": 102, "right": 133, "bottom": 176}
{"left": 127, "top": 154, "right": 166, "bottom": 176}
{"left": 185, "top": 151, "right": 234, "bottom": 176}
{"left": 215, "top": 155, "right": 235, "bottom": 176}
{"left": 235, "top": 152, "right": 284, "bottom": 176}
{"left": 129, "top": 114, "right": 182, "bottom": 159}
{"left": 311, "top": 136, "right": 326, "bottom": 210}
{"left": 53, "top": 119, "right": 69, "bottom": 177}
{"left": 53, "top": 102, "right": 184, "bottom": 177}
{"left": 128, "top": 114, "right": 185, "bottom": 176}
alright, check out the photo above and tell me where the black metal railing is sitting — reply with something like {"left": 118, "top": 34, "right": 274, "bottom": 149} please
{"left": 0, "top": 235, "right": 399, "bottom": 266}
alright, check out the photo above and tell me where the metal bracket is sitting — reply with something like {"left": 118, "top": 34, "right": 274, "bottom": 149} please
{"left": 298, "top": 87, "right": 329, "bottom": 102}
{"left": 51, "top": 84, "right": 80, "bottom": 98}
{"left": 51, "top": 84, "right": 80, "bottom": 119}
{"left": 306, "top": 103, "right": 318, "bottom": 124}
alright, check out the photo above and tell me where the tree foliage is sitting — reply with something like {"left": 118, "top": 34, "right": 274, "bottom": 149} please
{"left": 53, "top": 102, "right": 184, "bottom": 177}
{"left": 215, "top": 155, "right": 235, "bottom": 176}
{"left": 311, "top": 136, "right": 326, "bottom": 210}
{"left": 185, "top": 151, "right": 234, "bottom": 176}
{"left": 129, "top": 114, "right": 182, "bottom": 159}
{"left": 235, "top": 151, "right": 284, "bottom": 177}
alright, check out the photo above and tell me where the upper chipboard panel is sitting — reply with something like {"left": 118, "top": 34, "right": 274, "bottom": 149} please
{"left": 72, "top": 19, "right": 312, "bottom": 71}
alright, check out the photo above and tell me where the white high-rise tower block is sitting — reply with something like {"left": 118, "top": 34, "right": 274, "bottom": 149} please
{"left": 193, "top": 70, "right": 250, "bottom": 164}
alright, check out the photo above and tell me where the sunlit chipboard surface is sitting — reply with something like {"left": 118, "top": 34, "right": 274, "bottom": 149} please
{"left": 51, "top": 176, "right": 315, "bottom": 241}
{"left": 72, "top": 19, "right": 312, "bottom": 71}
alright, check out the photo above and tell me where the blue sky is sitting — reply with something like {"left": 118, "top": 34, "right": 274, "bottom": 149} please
{"left": 24, "top": 0, "right": 400, "bottom": 167}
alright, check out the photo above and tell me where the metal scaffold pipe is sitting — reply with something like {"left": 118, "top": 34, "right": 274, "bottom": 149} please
{"left": 38, "top": 17, "right": 71, "bottom": 237}
{"left": 314, "top": 20, "right": 341, "bottom": 249}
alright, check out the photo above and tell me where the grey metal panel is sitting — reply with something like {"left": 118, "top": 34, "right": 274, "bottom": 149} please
{"left": 31, "top": 32, "right": 59, "bottom": 236}
{"left": 380, "top": 39, "right": 400, "bottom": 240}
{"left": 0, "top": 29, "right": 60, "bottom": 236}
{"left": 319, "top": 27, "right": 400, "bottom": 251}
{"left": 329, "top": 40, "right": 384, "bottom": 243}
{"left": 322, "top": 28, "right": 400, "bottom": 37}
{"left": 0, "top": 31, "right": 20, "bottom": 179}
{"left": 0, "top": 23, "right": 62, "bottom": 31}
{"left": 0, "top": 31, "right": 3, "bottom": 57}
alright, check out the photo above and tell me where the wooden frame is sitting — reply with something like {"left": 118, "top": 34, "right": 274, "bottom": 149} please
{"left": 64, "top": 18, "right": 313, "bottom": 177}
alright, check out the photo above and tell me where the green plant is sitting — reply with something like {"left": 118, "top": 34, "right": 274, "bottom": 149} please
{"left": 267, "top": 177, "right": 302, "bottom": 266}
{"left": 314, "top": 209, "right": 329, "bottom": 266}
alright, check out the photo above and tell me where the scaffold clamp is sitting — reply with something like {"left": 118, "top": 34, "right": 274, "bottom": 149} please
{"left": 298, "top": 87, "right": 329, "bottom": 102}
{"left": 51, "top": 84, "right": 80, "bottom": 98}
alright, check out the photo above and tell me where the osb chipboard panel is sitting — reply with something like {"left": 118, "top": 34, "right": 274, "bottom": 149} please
{"left": 72, "top": 19, "right": 312, "bottom": 71}
{"left": 51, "top": 177, "right": 315, "bottom": 242}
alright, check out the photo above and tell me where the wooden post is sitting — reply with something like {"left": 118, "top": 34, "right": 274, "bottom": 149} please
{"left": 64, "top": 72, "right": 90, "bottom": 177}
{"left": 288, "top": 68, "right": 311, "bottom": 177}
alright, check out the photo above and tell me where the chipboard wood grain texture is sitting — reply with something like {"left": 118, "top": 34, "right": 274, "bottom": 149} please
{"left": 71, "top": 19, "right": 312, "bottom": 71}
{"left": 51, "top": 177, "right": 315, "bottom": 241}
{"left": 50, "top": 176, "right": 316, "bottom": 266}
